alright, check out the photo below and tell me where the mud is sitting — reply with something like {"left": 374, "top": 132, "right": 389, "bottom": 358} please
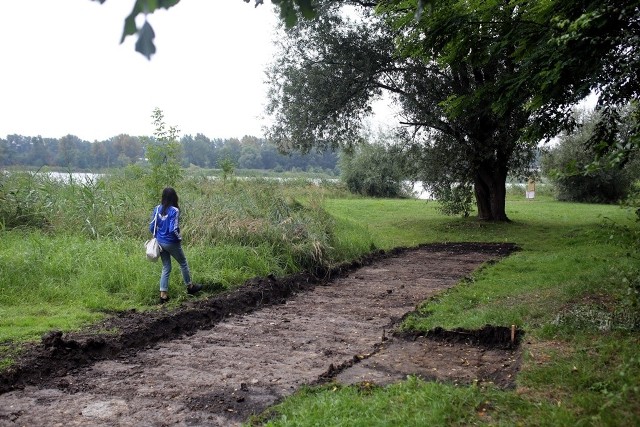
{"left": 0, "top": 242, "right": 520, "bottom": 426}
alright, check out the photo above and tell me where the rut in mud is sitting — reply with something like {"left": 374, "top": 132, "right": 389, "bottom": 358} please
{"left": 0, "top": 243, "right": 521, "bottom": 426}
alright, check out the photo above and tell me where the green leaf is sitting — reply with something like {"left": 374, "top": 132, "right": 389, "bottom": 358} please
{"left": 297, "top": 0, "right": 316, "bottom": 20}
{"left": 135, "top": 20, "right": 156, "bottom": 60}
{"left": 271, "top": 0, "right": 316, "bottom": 27}
{"left": 158, "top": 0, "right": 181, "bottom": 10}
{"left": 120, "top": 2, "right": 143, "bottom": 43}
{"left": 415, "top": 0, "right": 434, "bottom": 21}
{"left": 120, "top": 0, "right": 181, "bottom": 44}
{"left": 276, "top": 0, "right": 297, "bottom": 28}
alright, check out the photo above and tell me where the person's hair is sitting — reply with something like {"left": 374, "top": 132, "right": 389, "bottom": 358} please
{"left": 160, "top": 187, "right": 180, "bottom": 214}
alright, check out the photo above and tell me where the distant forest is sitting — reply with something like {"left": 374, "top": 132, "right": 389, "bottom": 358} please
{"left": 0, "top": 134, "right": 339, "bottom": 174}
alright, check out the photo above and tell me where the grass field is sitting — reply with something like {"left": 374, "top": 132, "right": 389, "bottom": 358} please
{"left": 1, "top": 173, "right": 638, "bottom": 425}
{"left": 257, "top": 194, "right": 640, "bottom": 426}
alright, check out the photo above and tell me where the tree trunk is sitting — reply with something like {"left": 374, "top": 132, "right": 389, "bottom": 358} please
{"left": 474, "top": 166, "right": 509, "bottom": 222}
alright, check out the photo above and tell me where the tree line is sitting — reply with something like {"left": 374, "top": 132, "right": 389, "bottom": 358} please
{"left": 0, "top": 133, "right": 339, "bottom": 174}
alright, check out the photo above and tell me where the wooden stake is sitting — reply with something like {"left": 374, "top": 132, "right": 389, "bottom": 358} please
{"left": 511, "top": 325, "right": 516, "bottom": 343}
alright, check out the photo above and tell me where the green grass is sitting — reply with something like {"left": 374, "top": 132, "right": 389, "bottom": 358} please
{"left": 1, "top": 173, "right": 639, "bottom": 425}
{"left": 0, "top": 231, "right": 299, "bottom": 343}
{"left": 258, "top": 195, "right": 640, "bottom": 426}
{"left": 255, "top": 378, "right": 582, "bottom": 427}
{"left": 323, "top": 196, "right": 638, "bottom": 333}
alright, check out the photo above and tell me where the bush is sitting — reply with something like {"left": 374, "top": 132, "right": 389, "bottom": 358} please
{"left": 339, "top": 143, "right": 411, "bottom": 198}
{"left": 542, "top": 109, "right": 639, "bottom": 203}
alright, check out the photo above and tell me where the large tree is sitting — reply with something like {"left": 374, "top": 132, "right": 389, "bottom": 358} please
{"left": 265, "top": 0, "right": 640, "bottom": 220}
{"left": 266, "top": 1, "right": 541, "bottom": 221}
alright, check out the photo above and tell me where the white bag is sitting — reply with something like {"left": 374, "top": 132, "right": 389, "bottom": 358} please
{"left": 145, "top": 237, "right": 161, "bottom": 262}
{"left": 145, "top": 207, "right": 162, "bottom": 262}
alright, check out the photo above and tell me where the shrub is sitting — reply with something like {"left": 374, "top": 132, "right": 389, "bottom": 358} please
{"left": 339, "top": 143, "right": 411, "bottom": 198}
{"left": 542, "top": 109, "right": 639, "bottom": 203}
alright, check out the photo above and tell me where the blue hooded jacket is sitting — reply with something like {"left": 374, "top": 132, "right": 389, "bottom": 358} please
{"left": 149, "top": 204, "right": 182, "bottom": 245}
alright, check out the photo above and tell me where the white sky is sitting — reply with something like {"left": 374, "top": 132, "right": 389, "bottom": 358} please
{"left": 0, "top": 0, "right": 282, "bottom": 141}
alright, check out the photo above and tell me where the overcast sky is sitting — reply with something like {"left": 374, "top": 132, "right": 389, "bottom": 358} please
{"left": 0, "top": 0, "right": 282, "bottom": 141}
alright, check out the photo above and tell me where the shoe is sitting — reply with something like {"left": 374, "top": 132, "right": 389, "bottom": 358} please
{"left": 159, "top": 295, "right": 169, "bottom": 304}
{"left": 187, "top": 283, "right": 202, "bottom": 295}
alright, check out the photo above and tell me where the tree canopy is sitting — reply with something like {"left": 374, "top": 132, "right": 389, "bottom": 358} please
{"left": 509, "top": 1, "right": 640, "bottom": 154}
{"left": 265, "top": 0, "right": 639, "bottom": 221}
{"left": 267, "top": 1, "right": 536, "bottom": 220}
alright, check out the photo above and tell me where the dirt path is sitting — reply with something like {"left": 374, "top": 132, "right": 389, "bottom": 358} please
{"left": 0, "top": 243, "right": 520, "bottom": 426}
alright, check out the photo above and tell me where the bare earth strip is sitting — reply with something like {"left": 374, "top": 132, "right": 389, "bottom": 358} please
{"left": 0, "top": 243, "right": 520, "bottom": 426}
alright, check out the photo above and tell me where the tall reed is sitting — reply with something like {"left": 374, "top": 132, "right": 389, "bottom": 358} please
{"left": 0, "top": 169, "right": 340, "bottom": 267}
{"left": 0, "top": 169, "right": 357, "bottom": 344}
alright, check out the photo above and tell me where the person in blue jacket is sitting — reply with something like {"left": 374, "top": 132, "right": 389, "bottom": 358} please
{"left": 149, "top": 187, "right": 202, "bottom": 303}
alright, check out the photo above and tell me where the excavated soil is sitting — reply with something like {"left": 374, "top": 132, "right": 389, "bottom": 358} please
{"left": 0, "top": 242, "right": 521, "bottom": 426}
